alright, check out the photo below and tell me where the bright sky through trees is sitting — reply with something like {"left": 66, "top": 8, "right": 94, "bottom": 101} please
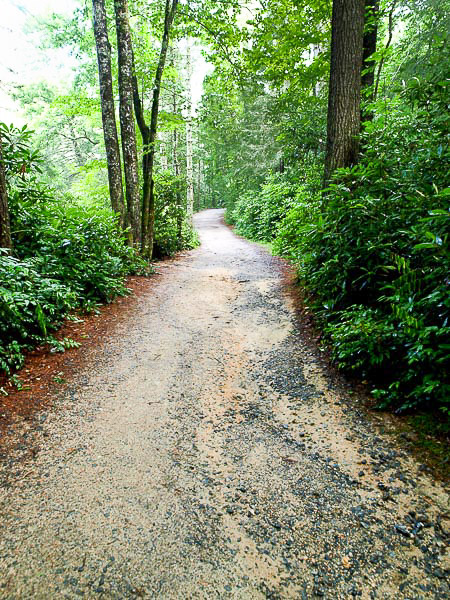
{"left": 0, "top": 0, "right": 77, "bottom": 121}
{"left": 0, "top": 0, "right": 210, "bottom": 121}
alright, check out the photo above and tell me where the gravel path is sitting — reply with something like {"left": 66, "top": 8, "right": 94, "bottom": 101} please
{"left": 0, "top": 209, "right": 448, "bottom": 599}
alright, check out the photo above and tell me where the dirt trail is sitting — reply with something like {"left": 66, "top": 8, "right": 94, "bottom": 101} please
{"left": 0, "top": 209, "right": 448, "bottom": 599}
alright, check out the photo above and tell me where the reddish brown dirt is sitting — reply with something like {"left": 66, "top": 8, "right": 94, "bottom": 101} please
{"left": 0, "top": 210, "right": 448, "bottom": 599}
{"left": 226, "top": 222, "right": 449, "bottom": 480}
{"left": 0, "top": 275, "right": 159, "bottom": 444}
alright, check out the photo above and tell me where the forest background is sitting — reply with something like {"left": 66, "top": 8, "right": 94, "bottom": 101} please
{"left": 0, "top": 0, "right": 448, "bottom": 429}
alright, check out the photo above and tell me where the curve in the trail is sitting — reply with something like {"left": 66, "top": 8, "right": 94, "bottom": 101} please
{"left": 0, "top": 209, "right": 448, "bottom": 599}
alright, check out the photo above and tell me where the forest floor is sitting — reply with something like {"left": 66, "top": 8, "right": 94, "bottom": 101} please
{"left": 0, "top": 209, "right": 448, "bottom": 599}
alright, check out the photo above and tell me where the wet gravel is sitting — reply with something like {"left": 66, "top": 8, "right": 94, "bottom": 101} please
{"left": 0, "top": 209, "right": 448, "bottom": 599}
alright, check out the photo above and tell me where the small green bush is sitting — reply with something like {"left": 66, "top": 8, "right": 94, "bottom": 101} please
{"left": 273, "top": 186, "right": 321, "bottom": 261}
{"left": 153, "top": 171, "right": 198, "bottom": 257}
{"left": 230, "top": 173, "right": 296, "bottom": 242}
{"left": 11, "top": 192, "right": 145, "bottom": 303}
{"left": 0, "top": 253, "right": 77, "bottom": 374}
{"left": 0, "top": 122, "right": 148, "bottom": 381}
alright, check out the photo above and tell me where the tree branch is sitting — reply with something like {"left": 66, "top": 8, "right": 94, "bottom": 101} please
{"left": 59, "top": 131, "right": 98, "bottom": 145}
{"left": 177, "top": 7, "right": 241, "bottom": 76}
{"left": 374, "top": 0, "right": 398, "bottom": 100}
{"left": 132, "top": 49, "right": 150, "bottom": 141}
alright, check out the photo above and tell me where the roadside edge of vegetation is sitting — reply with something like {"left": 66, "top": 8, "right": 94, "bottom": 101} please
{"left": 0, "top": 123, "right": 199, "bottom": 392}
{"left": 226, "top": 69, "right": 449, "bottom": 432}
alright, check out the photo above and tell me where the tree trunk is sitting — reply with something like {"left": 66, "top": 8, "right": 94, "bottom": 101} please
{"left": 160, "top": 132, "right": 168, "bottom": 171}
{"left": 131, "top": 70, "right": 150, "bottom": 247}
{"left": 68, "top": 120, "right": 85, "bottom": 167}
{"left": 324, "top": 0, "right": 365, "bottom": 183}
{"left": 374, "top": 0, "right": 398, "bottom": 101}
{"left": 361, "top": 0, "right": 379, "bottom": 121}
{"left": 196, "top": 158, "right": 202, "bottom": 211}
{"left": 173, "top": 89, "right": 184, "bottom": 244}
{"left": 92, "top": 0, "right": 126, "bottom": 229}
{"left": 185, "top": 37, "right": 194, "bottom": 222}
{"left": 0, "top": 132, "right": 12, "bottom": 251}
{"left": 114, "top": 0, "right": 141, "bottom": 247}
{"left": 134, "top": 0, "right": 178, "bottom": 258}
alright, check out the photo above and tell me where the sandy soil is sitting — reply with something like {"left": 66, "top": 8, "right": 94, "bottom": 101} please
{"left": 0, "top": 209, "right": 448, "bottom": 599}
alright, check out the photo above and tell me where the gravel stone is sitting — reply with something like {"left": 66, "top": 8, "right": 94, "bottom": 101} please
{"left": 0, "top": 210, "right": 448, "bottom": 599}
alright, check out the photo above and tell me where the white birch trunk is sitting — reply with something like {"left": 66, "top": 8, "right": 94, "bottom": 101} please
{"left": 160, "top": 132, "right": 168, "bottom": 171}
{"left": 197, "top": 158, "right": 202, "bottom": 211}
{"left": 185, "top": 37, "right": 194, "bottom": 221}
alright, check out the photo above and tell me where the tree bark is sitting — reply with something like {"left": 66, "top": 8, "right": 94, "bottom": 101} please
{"left": 196, "top": 158, "right": 202, "bottom": 211}
{"left": 173, "top": 86, "right": 184, "bottom": 243}
{"left": 0, "top": 132, "right": 12, "bottom": 251}
{"left": 133, "top": 0, "right": 178, "bottom": 258}
{"left": 114, "top": 0, "right": 141, "bottom": 247}
{"left": 362, "top": 0, "right": 379, "bottom": 92}
{"left": 361, "top": 0, "right": 379, "bottom": 122}
{"left": 185, "top": 37, "right": 194, "bottom": 222}
{"left": 324, "top": 0, "right": 365, "bottom": 183}
{"left": 92, "top": 0, "right": 126, "bottom": 229}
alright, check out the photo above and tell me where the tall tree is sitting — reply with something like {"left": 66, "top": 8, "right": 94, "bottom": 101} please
{"left": 172, "top": 78, "right": 184, "bottom": 241}
{"left": 92, "top": 0, "right": 126, "bottom": 229}
{"left": 133, "top": 0, "right": 178, "bottom": 258}
{"left": 114, "top": 0, "right": 141, "bottom": 246}
{"left": 0, "top": 132, "right": 12, "bottom": 251}
{"left": 324, "top": 0, "right": 366, "bottom": 182}
{"left": 185, "top": 37, "right": 194, "bottom": 221}
{"left": 362, "top": 0, "right": 380, "bottom": 96}
{"left": 374, "top": 0, "right": 398, "bottom": 100}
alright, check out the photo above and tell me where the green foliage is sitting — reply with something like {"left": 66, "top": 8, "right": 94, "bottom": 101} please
{"left": 275, "top": 71, "right": 449, "bottom": 413}
{"left": 241, "top": 0, "right": 331, "bottom": 96}
{"left": 48, "top": 337, "right": 82, "bottom": 353}
{"left": 391, "top": 0, "right": 450, "bottom": 85}
{"left": 0, "top": 252, "right": 77, "bottom": 375}
{"left": 273, "top": 189, "right": 322, "bottom": 262}
{"left": 230, "top": 173, "right": 296, "bottom": 242}
{"left": 153, "top": 171, "right": 198, "bottom": 257}
{"left": 9, "top": 85, "right": 102, "bottom": 195}
{"left": 0, "top": 123, "right": 149, "bottom": 382}
{"left": 198, "top": 76, "right": 285, "bottom": 210}
{"left": 230, "top": 158, "right": 323, "bottom": 246}
{"left": 11, "top": 194, "right": 145, "bottom": 303}
{"left": 322, "top": 307, "right": 402, "bottom": 384}
{"left": 0, "top": 123, "right": 42, "bottom": 180}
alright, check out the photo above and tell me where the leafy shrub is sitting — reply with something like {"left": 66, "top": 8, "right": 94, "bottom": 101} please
{"left": 10, "top": 192, "right": 146, "bottom": 303}
{"left": 229, "top": 157, "right": 323, "bottom": 244}
{"left": 0, "top": 122, "right": 148, "bottom": 381}
{"left": 273, "top": 186, "right": 321, "bottom": 261}
{"left": 230, "top": 173, "right": 296, "bottom": 242}
{"left": 275, "top": 73, "right": 449, "bottom": 413}
{"left": 0, "top": 252, "right": 77, "bottom": 374}
{"left": 323, "top": 306, "right": 399, "bottom": 373}
{"left": 0, "top": 122, "right": 42, "bottom": 180}
{"left": 153, "top": 171, "right": 198, "bottom": 257}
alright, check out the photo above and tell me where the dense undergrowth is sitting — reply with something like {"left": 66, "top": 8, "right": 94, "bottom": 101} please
{"left": 154, "top": 171, "right": 199, "bottom": 257}
{"left": 0, "top": 123, "right": 196, "bottom": 384}
{"left": 228, "top": 73, "right": 449, "bottom": 416}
